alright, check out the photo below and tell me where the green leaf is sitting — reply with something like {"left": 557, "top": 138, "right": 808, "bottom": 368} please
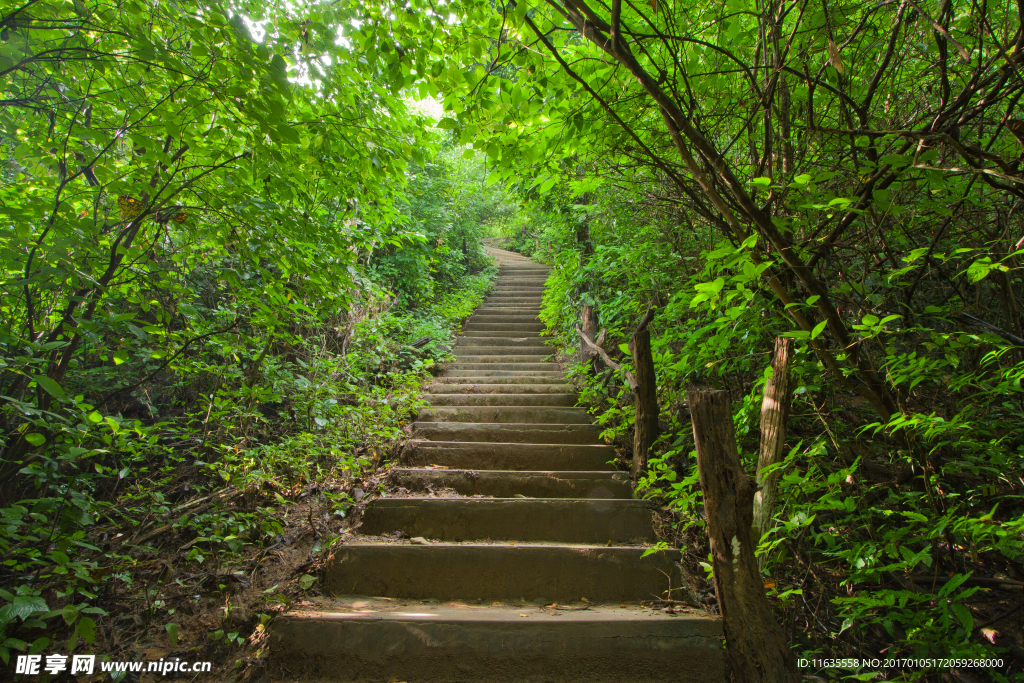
{"left": 165, "top": 622, "right": 178, "bottom": 647}
{"left": 77, "top": 616, "right": 96, "bottom": 644}
{"left": 32, "top": 375, "right": 66, "bottom": 401}
{"left": 113, "top": 350, "right": 129, "bottom": 365}
{"left": 24, "top": 433, "right": 45, "bottom": 447}
{"left": 298, "top": 574, "right": 316, "bottom": 590}
{"left": 8, "top": 597, "right": 48, "bottom": 622}
{"left": 949, "top": 603, "right": 972, "bottom": 632}
{"left": 87, "top": 411, "right": 103, "bottom": 423}
{"left": 811, "top": 320, "right": 828, "bottom": 339}
{"left": 61, "top": 605, "right": 79, "bottom": 625}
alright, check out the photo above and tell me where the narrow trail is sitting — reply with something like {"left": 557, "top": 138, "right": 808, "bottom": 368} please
{"left": 269, "top": 244, "right": 724, "bottom": 682}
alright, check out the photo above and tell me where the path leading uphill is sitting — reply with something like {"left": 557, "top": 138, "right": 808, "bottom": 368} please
{"left": 269, "top": 243, "right": 724, "bottom": 682}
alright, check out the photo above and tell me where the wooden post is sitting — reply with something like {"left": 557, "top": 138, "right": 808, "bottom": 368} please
{"left": 579, "top": 305, "right": 597, "bottom": 366}
{"left": 630, "top": 324, "right": 658, "bottom": 479}
{"left": 688, "top": 389, "right": 799, "bottom": 683}
{"left": 753, "top": 337, "right": 795, "bottom": 563}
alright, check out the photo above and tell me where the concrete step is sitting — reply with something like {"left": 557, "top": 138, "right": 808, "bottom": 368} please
{"left": 454, "top": 347, "right": 550, "bottom": 355}
{"left": 468, "top": 314, "right": 543, "bottom": 322}
{"left": 410, "top": 423, "right": 604, "bottom": 444}
{"left": 468, "top": 312, "right": 541, "bottom": 318}
{"left": 455, "top": 336, "right": 550, "bottom": 346}
{"left": 391, "top": 468, "right": 630, "bottom": 498}
{"left": 360, "top": 498, "right": 656, "bottom": 543}
{"left": 491, "top": 286, "right": 545, "bottom": 291}
{"left": 486, "top": 296, "right": 543, "bottom": 302}
{"left": 425, "top": 393, "right": 578, "bottom": 407}
{"left": 486, "top": 292, "right": 543, "bottom": 298}
{"left": 454, "top": 345, "right": 550, "bottom": 354}
{"left": 434, "top": 374, "right": 566, "bottom": 383}
{"left": 492, "top": 288, "right": 545, "bottom": 294}
{"left": 324, "top": 543, "right": 681, "bottom": 601}
{"left": 403, "top": 440, "right": 614, "bottom": 470}
{"left": 473, "top": 306, "right": 542, "bottom": 313}
{"left": 417, "top": 406, "right": 589, "bottom": 423}
{"left": 269, "top": 602, "right": 724, "bottom": 683}
{"left": 427, "top": 383, "right": 573, "bottom": 393}
{"left": 457, "top": 329, "right": 544, "bottom": 338}
{"left": 452, "top": 354, "right": 552, "bottom": 364}
{"left": 440, "top": 369, "right": 566, "bottom": 377}
{"left": 463, "top": 322, "right": 544, "bottom": 332}
{"left": 444, "top": 363, "right": 561, "bottom": 372}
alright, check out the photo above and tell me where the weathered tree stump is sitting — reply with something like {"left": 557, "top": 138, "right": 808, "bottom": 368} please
{"left": 630, "top": 325, "right": 658, "bottom": 479}
{"left": 579, "top": 305, "right": 597, "bottom": 366}
{"left": 753, "top": 337, "right": 794, "bottom": 562}
{"left": 688, "top": 388, "right": 799, "bottom": 683}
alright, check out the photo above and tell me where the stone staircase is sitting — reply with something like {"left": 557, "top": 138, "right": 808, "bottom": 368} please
{"left": 269, "top": 244, "right": 724, "bottom": 682}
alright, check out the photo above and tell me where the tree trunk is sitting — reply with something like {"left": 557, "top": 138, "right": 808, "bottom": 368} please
{"left": 752, "top": 337, "right": 794, "bottom": 564}
{"left": 688, "top": 389, "right": 799, "bottom": 683}
{"left": 579, "top": 305, "right": 597, "bottom": 366}
{"left": 631, "top": 327, "right": 658, "bottom": 479}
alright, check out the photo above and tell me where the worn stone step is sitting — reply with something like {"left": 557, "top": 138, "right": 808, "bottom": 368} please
{"left": 391, "top": 468, "right": 629, "bottom": 498}
{"left": 467, "top": 312, "right": 541, "bottom": 319}
{"left": 452, "top": 354, "right": 552, "bottom": 364}
{"left": 426, "top": 393, "right": 578, "bottom": 407}
{"left": 360, "top": 498, "right": 656, "bottom": 543}
{"left": 490, "top": 288, "right": 545, "bottom": 293}
{"left": 473, "top": 306, "right": 542, "bottom": 314}
{"left": 454, "top": 349, "right": 550, "bottom": 357}
{"left": 440, "top": 369, "right": 566, "bottom": 378}
{"left": 270, "top": 602, "right": 723, "bottom": 683}
{"left": 418, "top": 406, "right": 589, "bottom": 423}
{"left": 486, "top": 295, "right": 543, "bottom": 302}
{"left": 492, "top": 288, "right": 545, "bottom": 294}
{"left": 469, "top": 314, "right": 543, "bottom": 322}
{"left": 454, "top": 345, "right": 550, "bottom": 354}
{"left": 452, "top": 330, "right": 545, "bottom": 339}
{"left": 455, "top": 336, "right": 550, "bottom": 346}
{"left": 485, "top": 290, "right": 544, "bottom": 296}
{"left": 324, "top": 543, "right": 680, "bottom": 601}
{"left": 444, "top": 363, "right": 562, "bottom": 372}
{"left": 463, "top": 323, "right": 544, "bottom": 332}
{"left": 434, "top": 374, "right": 566, "bottom": 383}
{"left": 410, "top": 423, "right": 604, "bottom": 444}
{"left": 403, "top": 440, "right": 613, "bottom": 470}
{"left": 427, "top": 383, "right": 572, "bottom": 393}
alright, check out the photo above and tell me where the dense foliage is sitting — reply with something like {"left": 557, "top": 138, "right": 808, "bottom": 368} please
{"left": 0, "top": 0, "right": 508, "bottom": 665}
{"left": 5, "top": 0, "right": 1024, "bottom": 677}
